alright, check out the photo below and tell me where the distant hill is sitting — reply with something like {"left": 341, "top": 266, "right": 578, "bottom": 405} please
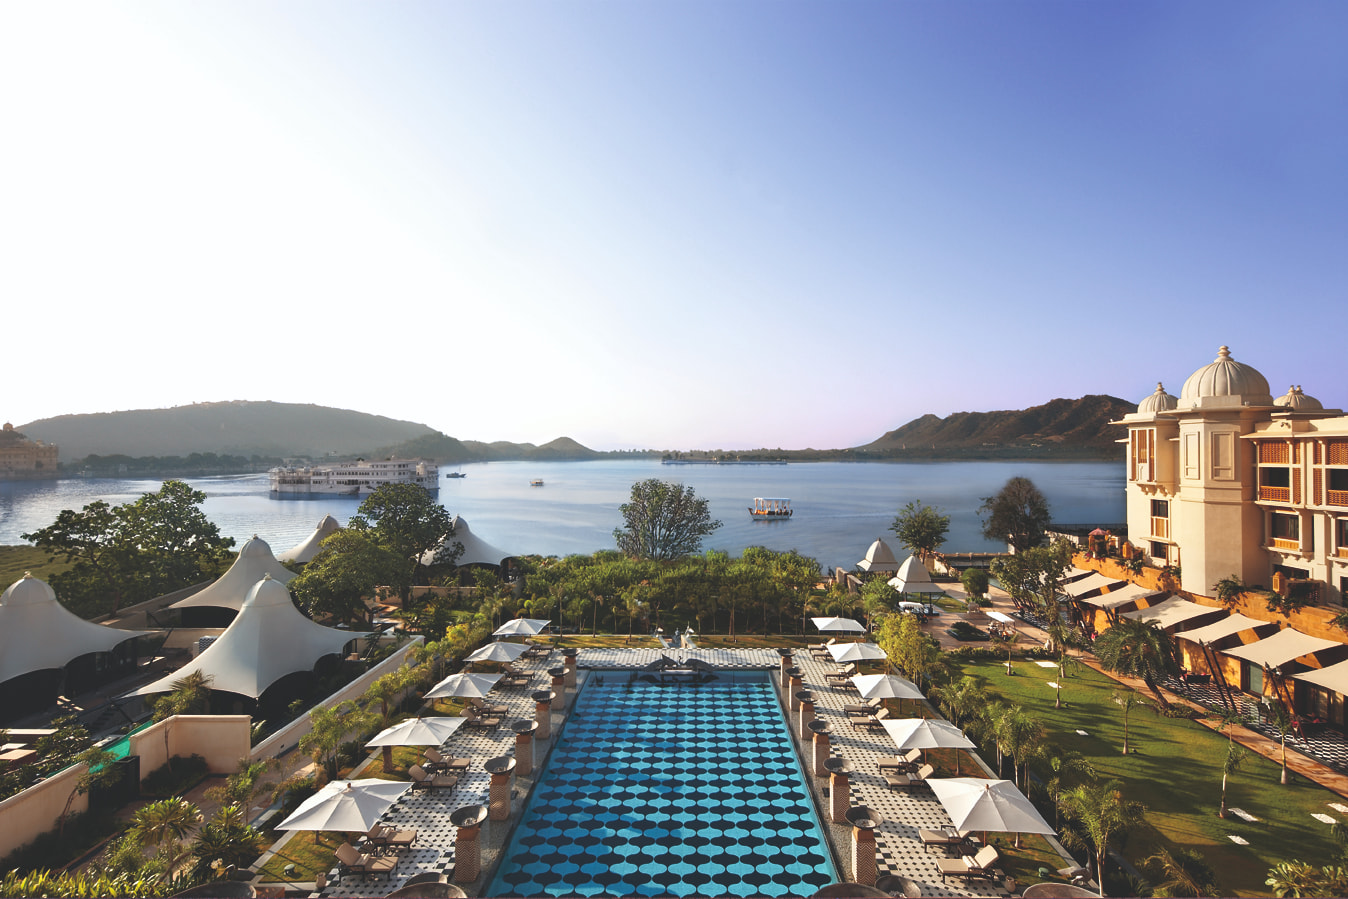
{"left": 19, "top": 401, "right": 604, "bottom": 467}
{"left": 21, "top": 402, "right": 439, "bottom": 461}
{"left": 855, "top": 395, "right": 1135, "bottom": 457}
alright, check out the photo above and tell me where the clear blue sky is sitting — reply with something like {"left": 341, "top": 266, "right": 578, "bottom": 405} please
{"left": 3, "top": 2, "right": 1344, "bottom": 451}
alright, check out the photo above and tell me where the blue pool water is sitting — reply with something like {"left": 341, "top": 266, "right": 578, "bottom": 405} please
{"left": 486, "top": 671, "right": 839, "bottom": 897}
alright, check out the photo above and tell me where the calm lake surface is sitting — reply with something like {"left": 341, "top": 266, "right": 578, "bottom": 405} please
{"left": 0, "top": 460, "right": 1124, "bottom": 568}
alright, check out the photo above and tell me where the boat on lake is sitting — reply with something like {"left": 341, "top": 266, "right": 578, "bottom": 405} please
{"left": 749, "top": 497, "right": 792, "bottom": 519}
{"left": 530, "top": 479, "right": 545, "bottom": 487}
{"left": 445, "top": 471, "right": 467, "bottom": 479}
{"left": 269, "top": 458, "right": 439, "bottom": 496}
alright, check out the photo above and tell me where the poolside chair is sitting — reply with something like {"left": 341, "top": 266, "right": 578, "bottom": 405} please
{"left": 408, "top": 764, "right": 458, "bottom": 792}
{"left": 462, "top": 707, "right": 502, "bottom": 730}
{"left": 848, "top": 707, "right": 891, "bottom": 731}
{"left": 335, "top": 842, "right": 397, "bottom": 880}
{"left": 918, "top": 827, "right": 972, "bottom": 855}
{"left": 470, "top": 697, "right": 509, "bottom": 716}
{"left": 844, "top": 698, "right": 882, "bottom": 715}
{"left": 876, "top": 748, "right": 922, "bottom": 771}
{"left": 936, "top": 845, "right": 1001, "bottom": 882}
{"left": 364, "top": 823, "right": 416, "bottom": 852}
{"left": 883, "top": 762, "right": 934, "bottom": 791}
{"left": 423, "top": 749, "right": 471, "bottom": 773}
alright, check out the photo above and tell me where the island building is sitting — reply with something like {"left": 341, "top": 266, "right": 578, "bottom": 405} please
{"left": 1115, "top": 346, "right": 1348, "bottom": 605}
{"left": 0, "top": 422, "right": 58, "bottom": 480}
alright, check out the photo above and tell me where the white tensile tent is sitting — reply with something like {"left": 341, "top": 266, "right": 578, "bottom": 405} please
{"left": 136, "top": 575, "right": 360, "bottom": 699}
{"left": 171, "top": 535, "right": 295, "bottom": 612}
{"left": 1122, "top": 596, "right": 1226, "bottom": 633}
{"left": 857, "top": 538, "right": 900, "bottom": 574}
{"left": 420, "top": 515, "right": 515, "bottom": 567}
{"left": 1076, "top": 582, "right": 1162, "bottom": 613}
{"left": 1223, "top": 628, "right": 1345, "bottom": 670}
{"left": 0, "top": 575, "right": 149, "bottom": 685}
{"left": 888, "top": 555, "right": 947, "bottom": 595}
{"left": 277, "top": 515, "right": 342, "bottom": 564}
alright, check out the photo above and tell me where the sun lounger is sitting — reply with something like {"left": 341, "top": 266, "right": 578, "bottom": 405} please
{"left": 364, "top": 824, "right": 416, "bottom": 852}
{"left": 462, "top": 708, "right": 502, "bottom": 729}
{"left": 877, "top": 749, "right": 922, "bottom": 771}
{"left": 470, "top": 698, "right": 509, "bottom": 716}
{"left": 336, "top": 841, "right": 398, "bottom": 880}
{"left": 884, "top": 762, "right": 934, "bottom": 791}
{"left": 844, "top": 698, "right": 883, "bottom": 715}
{"left": 848, "top": 707, "right": 891, "bottom": 731}
{"left": 918, "top": 827, "right": 973, "bottom": 855}
{"left": 936, "top": 845, "right": 1000, "bottom": 882}
{"left": 422, "top": 749, "right": 470, "bottom": 773}
{"left": 408, "top": 764, "right": 458, "bottom": 792}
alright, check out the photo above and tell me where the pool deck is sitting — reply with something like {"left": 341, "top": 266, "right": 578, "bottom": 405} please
{"left": 287, "top": 643, "right": 1047, "bottom": 898}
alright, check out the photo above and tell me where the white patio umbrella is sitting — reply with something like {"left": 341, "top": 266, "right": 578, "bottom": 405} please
{"left": 493, "top": 618, "right": 550, "bottom": 637}
{"left": 465, "top": 641, "right": 529, "bottom": 664}
{"left": 880, "top": 718, "right": 975, "bottom": 774}
{"left": 425, "top": 671, "right": 503, "bottom": 700}
{"left": 827, "top": 641, "right": 887, "bottom": 663}
{"left": 811, "top": 616, "right": 866, "bottom": 633}
{"left": 276, "top": 778, "right": 411, "bottom": 835}
{"left": 927, "top": 777, "right": 1056, "bottom": 846}
{"left": 366, "top": 716, "right": 466, "bottom": 748}
{"left": 851, "top": 673, "right": 925, "bottom": 700}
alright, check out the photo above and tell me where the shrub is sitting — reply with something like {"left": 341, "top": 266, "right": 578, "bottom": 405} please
{"left": 140, "top": 755, "right": 209, "bottom": 799}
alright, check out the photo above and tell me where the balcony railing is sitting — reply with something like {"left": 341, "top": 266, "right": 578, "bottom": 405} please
{"left": 1259, "top": 486, "right": 1291, "bottom": 502}
{"left": 1328, "top": 489, "right": 1348, "bottom": 507}
{"left": 1271, "top": 537, "right": 1300, "bottom": 551}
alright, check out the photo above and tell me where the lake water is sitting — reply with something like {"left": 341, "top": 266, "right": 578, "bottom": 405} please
{"left": 0, "top": 460, "right": 1124, "bottom": 568}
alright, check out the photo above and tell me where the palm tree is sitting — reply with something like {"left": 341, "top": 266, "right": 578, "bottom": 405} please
{"left": 1112, "top": 689, "right": 1143, "bottom": 755}
{"left": 991, "top": 629, "right": 1020, "bottom": 675}
{"left": 932, "top": 675, "right": 986, "bottom": 730}
{"left": 1219, "top": 742, "right": 1249, "bottom": 819}
{"left": 131, "top": 797, "right": 202, "bottom": 848}
{"left": 1043, "top": 749, "right": 1095, "bottom": 827}
{"left": 1093, "top": 618, "right": 1181, "bottom": 708}
{"left": 1265, "top": 861, "right": 1321, "bottom": 898}
{"left": 994, "top": 705, "right": 1043, "bottom": 790}
{"left": 1146, "top": 847, "right": 1217, "bottom": 897}
{"left": 1265, "top": 700, "right": 1297, "bottom": 785}
{"left": 1062, "top": 780, "right": 1146, "bottom": 897}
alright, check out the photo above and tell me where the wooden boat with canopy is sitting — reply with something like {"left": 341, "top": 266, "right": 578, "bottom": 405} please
{"left": 749, "top": 497, "right": 793, "bottom": 519}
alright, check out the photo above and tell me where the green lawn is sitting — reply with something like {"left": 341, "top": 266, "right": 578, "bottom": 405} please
{"left": 950, "top": 658, "right": 1342, "bottom": 896}
{"left": 0, "top": 544, "right": 71, "bottom": 587}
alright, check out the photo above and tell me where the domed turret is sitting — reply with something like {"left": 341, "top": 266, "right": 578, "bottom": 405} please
{"left": 1, "top": 573, "right": 55, "bottom": 607}
{"left": 1179, "top": 346, "right": 1272, "bottom": 405}
{"left": 1138, "top": 383, "right": 1177, "bottom": 415}
{"left": 1274, "top": 385, "right": 1323, "bottom": 411}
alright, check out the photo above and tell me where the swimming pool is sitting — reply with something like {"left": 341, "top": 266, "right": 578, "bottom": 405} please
{"left": 486, "top": 670, "right": 838, "bottom": 897}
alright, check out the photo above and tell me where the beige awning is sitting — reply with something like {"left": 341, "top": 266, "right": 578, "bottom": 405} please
{"left": 1295, "top": 659, "right": 1348, "bottom": 696}
{"left": 857, "top": 538, "right": 900, "bottom": 574}
{"left": 1077, "top": 581, "right": 1159, "bottom": 610}
{"left": 1176, "top": 614, "right": 1278, "bottom": 645}
{"left": 1122, "top": 597, "right": 1227, "bottom": 632}
{"left": 1063, "top": 572, "right": 1126, "bottom": 599}
{"left": 1224, "top": 628, "right": 1344, "bottom": 669}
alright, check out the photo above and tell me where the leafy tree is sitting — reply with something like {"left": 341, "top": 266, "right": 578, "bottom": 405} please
{"left": 978, "top": 476, "right": 1052, "bottom": 553}
{"left": 1062, "top": 780, "right": 1146, "bottom": 897}
{"left": 348, "top": 484, "right": 459, "bottom": 597}
{"left": 613, "top": 479, "right": 722, "bottom": 561}
{"left": 860, "top": 578, "right": 898, "bottom": 632}
{"left": 889, "top": 500, "right": 950, "bottom": 560}
{"left": 22, "top": 481, "right": 235, "bottom": 617}
{"left": 1212, "top": 574, "right": 1246, "bottom": 611}
{"left": 1094, "top": 618, "right": 1181, "bottom": 708}
{"left": 960, "top": 567, "right": 989, "bottom": 603}
{"left": 288, "top": 530, "right": 408, "bottom": 625}
{"left": 299, "top": 701, "right": 367, "bottom": 780}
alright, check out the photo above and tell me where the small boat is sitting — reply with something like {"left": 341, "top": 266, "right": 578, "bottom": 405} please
{"left": 749, "top": 497, "right": 792, "bottom": 519}
{"left": 530, "top": 479, "right": 545, "bottom": 487}
{"left": 445, "top": 471, "right": 467, "bottom": 479}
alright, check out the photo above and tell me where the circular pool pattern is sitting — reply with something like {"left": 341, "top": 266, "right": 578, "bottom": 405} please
{"left": 487, "top": 672, "right": 837, "bottom": 897}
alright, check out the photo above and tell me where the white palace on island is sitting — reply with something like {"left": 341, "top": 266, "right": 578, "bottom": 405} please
{"left": 1115, "top": 345, "right": 1348, "bottom": 606}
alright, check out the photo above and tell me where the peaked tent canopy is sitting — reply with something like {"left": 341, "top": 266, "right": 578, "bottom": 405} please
{"left": 0, "top": 575, "right": 149, "bottom": 685}
{"left": 171, "top": 535, "right": 295, "bottom": 612}
{"left": 811, "top": 617, "right": 866, "bottom": 633}
{"left": 1175, "top": 613, "right": 1279, "bottom": 646}
{"left": 888, "top": 556, "right": 947, "bottom": 595}
{"left": 1223, "top": 628, "right": 1346, "bottom": 670}
{"left": 136, "top": 575, "right": 359, "bottom": 699}
{"left": 1122, "top": 596, "right": 1226, "bottom": 632}
{"left": 857, "top": 538, "right": 900, "bottom": 574}
{"left": 1062, "top": 572, "right": 1127, "bottom": 599}
{"left": 277, "top": 515, "right": 342, "bottom": 564}
{"left": 420, "top": 515, "right": 515, "bottom": 568}
{"left": 1076, "top": 582, "right": 1160, "bottom": 611}
{"left": 1294, "top": 659, "right": 1348, "bottom": 696}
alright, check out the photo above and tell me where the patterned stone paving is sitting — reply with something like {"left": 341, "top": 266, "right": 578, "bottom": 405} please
{"left": 310, "top": 646, "right": 1046, "bottom": 897}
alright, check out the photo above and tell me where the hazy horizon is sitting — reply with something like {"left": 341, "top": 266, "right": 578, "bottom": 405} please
{"left": 4, "top": 2, "right": 1344, "bottom": 452}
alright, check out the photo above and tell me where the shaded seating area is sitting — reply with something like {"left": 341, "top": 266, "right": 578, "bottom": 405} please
{"left": 407, "top": 764, "right": 458, "bottom": 792}
{"left": 936, "top": 845, "right": 1001, "bottom": 882}
{"left": 919, "top": 827, "right": 977, "bottom": 856}
{"left": 462, "top": 707, "right": 502, "bottom": 730}
{"left": 877, "top": 748, "right": 922, "bottom": 772}
{"left": 884, "top": 762, "right": 935, "bottom": 790}
{"left": 335, "top": 842, "right": 398, "bottom": 880}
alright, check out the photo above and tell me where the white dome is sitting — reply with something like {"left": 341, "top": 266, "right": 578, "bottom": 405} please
{"left": 239, "top": 535, "right": 275, "bottom": 559}
{"left": 241, "top": 574, "right": 292, "bottom": 610}
{"left": 1274, "top": 385, "right": 1323, "bottom": 410}
{"left": 1, "top": 573, "right": 57, "bottom": 607}
{"left": 1137, "top": 383, "right": 1177, "bottom": 414}
{"left": 1179, "top": 346, "right": 1272, "bottom": 405}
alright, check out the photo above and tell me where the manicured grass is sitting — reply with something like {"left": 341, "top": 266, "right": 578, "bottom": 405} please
{"left": 257, "top": 830, "right": 337, "bottom": 884}
{"left": 950, "top": 658, "right": 1342, "bottom": 897}
{"left": 0, "top": 544, "right": 72, "bottom": 587}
